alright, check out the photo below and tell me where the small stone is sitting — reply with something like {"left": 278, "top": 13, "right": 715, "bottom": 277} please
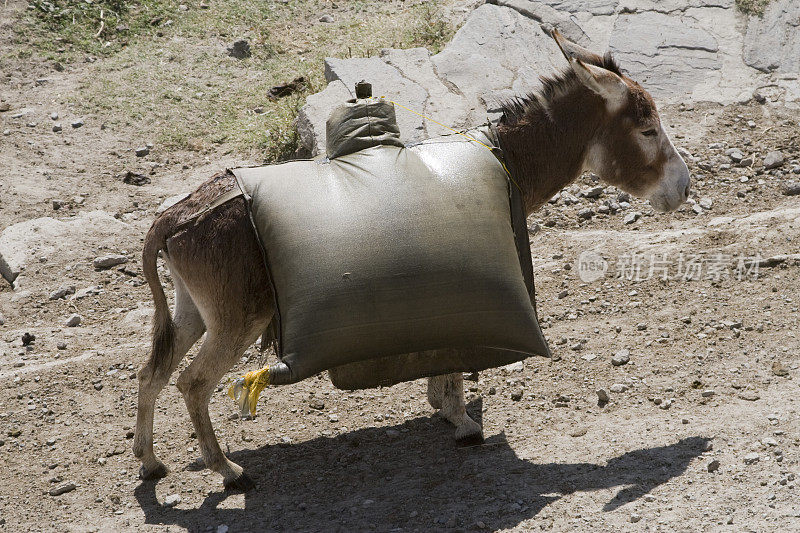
{"left": 623, "top": 212, "right": 640, "bottom": 224}
{"left": 611, "top": 349, "right": 630, "bottom": 366}
{"left": 22, "top": 332, "right": 36, "bottom": 346}
{"left": 738, "top": 391, "right": 760, "bottom": 401}
{"left": 164, "top": 494, "right": 181, "bottom": 507}
{"left": 0, "top": 102, "right": 9, "bottom": 112}
{"left": 510, "top": 389, "right": 523, "bottom": 401}
{"left": 94, "top": 382, "right": 103, "bottom": 391}
{"left": 64, "top": 314, "right": 82, "bottom": 327}
{"left": 636, "top": 323, "right": 647, "bottom": 331}
{"left": 217, "top": 526, "right": 229, "bottom": 533}
{"left": 630, "top": 513, "right": 641, "bottom": 523}
{"left": 707, "top": 459, "right": 720, "bottom": 473}
{"left": 569, "top": 426, "right": 588, "bottom": 437}
{"left": 609, "top": 383, "right": 628, "bottom": 393}
{"left": 763, "top": 151, "right": 784, "bottom": 170}
{"left": 783, "top": 183, "right": 800, "bottom": 196}
{"left": 319, "top": 14, "right": 334, "bottom": 23}
{"left": 701, "top": 390, "right": 715, "bottom": 398}
{"left": 557, "top": 290, "right": 568, "bottom": 299}
{"left": 753, "top": 91, "right": 766, "bottom": 104}
{"left": 744, "top": 452, "right": 760, "bottom": 465}
{"left": 328, "top": 414, "right": 338, "bottom": 422}
{"left": 135, "top": 146, "right": 150, "bottom": 157}
{"left": 502, "top": 361, "right": 524, "bottom": 373}
{"left": 93, "top": 254, "right": 128, "bottom": 269}
{"left": 727, "top": 149, "right": 744, "bottom": 163}
{"left": 596, "top": 388, "right": 609, "bottom": 403}
{"left": 49, "top": 482, "right": 76, "bottom": 496}
{"left": 309, "top": 399, "right": 325, "bottom": 410}
{"left": 698, "top": 198, "right": 713, "bottom": 210}
{"left": 772, "top": 361, "right": 789, "bottom": 377}
{"left": 692, "top": 204, "right": 704, "bottom": 215}
{"left": 49, "top": 286, "right": 76, "bottom": 300}
{"left": 52, "top": 123, "right": 62, "bottom": 132}
{"left": 71, "top": 119, "right": 84, "bottom": 128}
{"left": 57, "top": 341, "right": 67, "bottom": 350}
{"left": 577, "top": 208, "right": 594, "bottom": 220}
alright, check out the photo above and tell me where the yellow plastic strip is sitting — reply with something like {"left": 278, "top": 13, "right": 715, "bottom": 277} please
{"left": 228, "top": 366, "right": 270, "bottom": 417}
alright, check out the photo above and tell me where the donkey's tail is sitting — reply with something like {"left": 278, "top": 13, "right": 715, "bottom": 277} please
{"left": 141, "top": 219, "right": 176, "bottom": 380}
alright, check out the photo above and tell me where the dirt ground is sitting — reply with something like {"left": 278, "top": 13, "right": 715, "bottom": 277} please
{"left": 1, "top": 1, "right": 799, "bottom": 532}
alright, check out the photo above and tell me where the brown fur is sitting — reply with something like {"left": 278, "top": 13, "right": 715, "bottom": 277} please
{"left": 134, "top": 35, "right": 672, "bottom": 488}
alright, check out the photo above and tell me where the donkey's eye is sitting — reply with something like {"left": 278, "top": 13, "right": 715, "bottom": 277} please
{"left": 642, "top": 129, "right": 657, "bottom": 137}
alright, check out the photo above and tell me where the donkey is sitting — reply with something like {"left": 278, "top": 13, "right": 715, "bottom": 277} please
{"left": 133, "top": 30, "right": 690, "bottom": 490}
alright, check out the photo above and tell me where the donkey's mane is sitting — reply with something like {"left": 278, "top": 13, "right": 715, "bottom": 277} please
{"left": 500, "top": 52, "right": 622, "bottom": 125}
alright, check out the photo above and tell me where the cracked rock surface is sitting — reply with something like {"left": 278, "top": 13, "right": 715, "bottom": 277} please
{"left": 298, "top": 0, "right": 800, "bottom": 157}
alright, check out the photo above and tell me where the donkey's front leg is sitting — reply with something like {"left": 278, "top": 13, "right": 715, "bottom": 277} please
{"left": 427, "top": 373, "right": 483, "bottom": 444}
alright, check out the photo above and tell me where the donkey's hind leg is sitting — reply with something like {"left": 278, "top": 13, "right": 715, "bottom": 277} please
{"left": 176, "top": 319, "right": 267, "bottom": 491}
{"left": 428, "top": 372, "right": 483, "bottom": 445}
{"left": 134, "top": 271, "right": 205, "bottom": 480}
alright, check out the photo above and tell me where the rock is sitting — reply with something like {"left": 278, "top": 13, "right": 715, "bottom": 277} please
{"left": 784, "top": 183, "right": 800, "bottom": 196}
{"left": 164, "top": 494, "right": 181, "bottom": 507}
{"left": 583, "top": 186, "right": 603, "bottom": 199}
{"left": 295, "top": 80, "right": 352, "bottom": 157}
{"left": 577, "top": 208, "right": 594, "bottom": 220}
{"left": 636, "top": 323, "right": 647, "bottom": 331}
{"left": 623, "top": 212, "right": 640, "bottom": 225}
{"left": 763, "top": 151, "right": 784, "bottom": 169}
{"left": 0, "top": 311, "right": 4, "bottom": 325}
{"left": 135, "top": 146, "right": 150, "bottom": 157}
{"left": 707, "top": 459, "right": 720, "bottom": 473}
{"left": 596, "top": 388, "right": 609, "bottom": 403}
{"left": 228, "top": 40, "right": 251, "bottom": 59}
{"left": 502, "top": 361, "right": 524, "bottom": 373}
{"left": 569, "top": 426, "right": 588, "bottom": 437}
{"left": 743, "top": 0, "right": 800, "bottom": 74}
{"left": 738, "top": 391, "right": 760, "bottom": 402}
{"left": 319, "top": 14, "right": 334, "bottom": 23}
{"left": 743, "top": 452, "right": 760, "bottom": 465}
{"left": 630, "top": 513, "right": 642, "bottom": 523}
{"left": 609, "top": 383, "right": 627, "bottom": 393}
{"left": 70, "top": 119, "right": 83, "bottom": 128}
{"left": 701, "top": 389, "right": 715, "bottom": 398}
{"left": 22, "top": 332, "right": 35, "bottom": 346}
{"left": 157, "top": 193, "right": 190, "bottom": 214}
{"left": 557, "top": 289, "right": 568, "bottom": 299}
{"left": 121, "top": 170, "right": 150, "bottom": 186}
{"left": 217, "top": 526, "right": 229, "bottom": 533}
{"left": 52, "top": 123, "right": 62, "bottom": 132}
{"left": 49, "top": 482, "right": 76, "bottom": 496}
{"left": 309, "top": 399, "right": 325, "bottom": 410}
{"left": 57, "top": 341, "right": 67, "bottom": 350}
{"left": 772, "top": 361, "right": 789, "bottom": 377}
{"left": 611, "top": 349, "right": 630, "bottom": 366}
{"left": 510, "top": 389, "right": 523, "bottom": 401}
{"left": 93, "top": 254, "right": 128, "bottom": 270}
{"left": 0, "top": 212, "right": 128, "bottom": 286}
{"left": 0, "top": 102, "right": 9, "bottom": 112}
{"left": 698, "top": 197, "right": 713, "bottom": 210}
{"left": 728, "top": 149, "right": 744, "bottom": 163}
{"left": 49, "top": 286, "right": 76, "bottom": 300}
{"left": 64, "top": 314, "right": 82, "bottom": 327}
{"left": 50, "top": 112, "right": 58, "bottom": 120}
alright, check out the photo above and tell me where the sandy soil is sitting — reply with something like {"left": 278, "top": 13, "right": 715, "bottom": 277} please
{"left": 1, "top": 2, "right": 800, "bottom": 532}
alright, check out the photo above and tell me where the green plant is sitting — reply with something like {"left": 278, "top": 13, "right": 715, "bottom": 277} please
{"left": 403, "top": 2, "right": 455, "bottom": 53}
{"left": 735, "top": 0, "right": 772, "bottom": 16}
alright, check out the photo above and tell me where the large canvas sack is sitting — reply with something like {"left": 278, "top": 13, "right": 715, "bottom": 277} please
{"left": 232, "top": 98, "right": 549, "bottom": 386}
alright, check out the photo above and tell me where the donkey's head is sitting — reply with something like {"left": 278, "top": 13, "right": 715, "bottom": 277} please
{"left": 552, "top": 30, "right": 690, "bottom": 212}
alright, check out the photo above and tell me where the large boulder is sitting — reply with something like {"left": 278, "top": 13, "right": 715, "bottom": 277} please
{"left": 296, "top": 0, "right": 800, "bottom": 155}
{"left": 743, "top": 0, "right": 800, "bottom": 73}
{"left": 0, "top": 211, "right": 128, "bottom": 288}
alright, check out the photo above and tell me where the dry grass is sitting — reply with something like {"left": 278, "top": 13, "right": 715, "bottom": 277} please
{"left": 735, "top": 0, "right": 773, "bottom": 16}
{"left": 18, "top": 0, "right": 459, "bottom": 161}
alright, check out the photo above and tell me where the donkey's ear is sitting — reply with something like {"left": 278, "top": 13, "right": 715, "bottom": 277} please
{"left": 551, "top": 28, "right": 605, "bottom": 65}
{"left": 570, "top": 58, "right": 628, "bottom": 109}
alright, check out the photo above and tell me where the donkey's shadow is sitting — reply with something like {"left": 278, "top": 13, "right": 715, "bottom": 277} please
{"left": 135, "top": 400, "right": 708, "bottom": 531}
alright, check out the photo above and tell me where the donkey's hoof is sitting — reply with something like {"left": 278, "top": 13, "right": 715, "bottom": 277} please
{"left": 139, "top": 462, "right": 169, "bottom": 480}
{"left": 224, "top": 472, "right": 256, "bottom": 492}
{"left": 455, "top": 431, "right": 485, "bottom": 447}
